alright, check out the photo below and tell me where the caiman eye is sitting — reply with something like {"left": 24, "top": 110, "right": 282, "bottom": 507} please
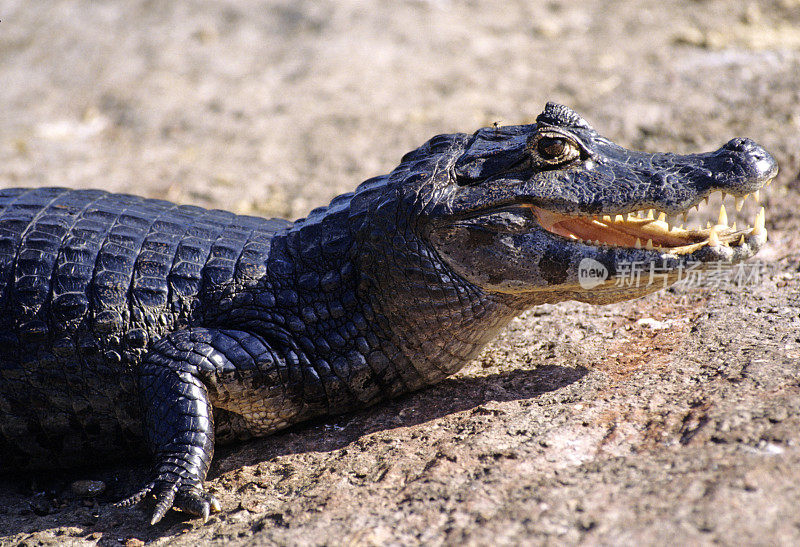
{"left": 538, "top": 136, "right": 567, "bottom": 158}
{"left": 529, "top": 131, "right": 582, "bottom": 166}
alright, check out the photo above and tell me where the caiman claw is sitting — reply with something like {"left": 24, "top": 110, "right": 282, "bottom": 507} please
{"left": 116, "top": 477, "right": 221, "bottom": 525}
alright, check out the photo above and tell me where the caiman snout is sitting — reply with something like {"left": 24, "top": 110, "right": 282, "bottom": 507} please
{"left": 720, "top": 137, "right": 779, "bottom": 184}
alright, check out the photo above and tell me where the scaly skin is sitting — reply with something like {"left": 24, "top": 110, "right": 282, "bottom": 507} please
{"left": 0, "top": 104, "right": 777, "bottom": 524}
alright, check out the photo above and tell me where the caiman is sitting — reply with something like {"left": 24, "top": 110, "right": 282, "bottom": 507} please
{"left": 0, "top": 103, "right": 777, "bottom": 524}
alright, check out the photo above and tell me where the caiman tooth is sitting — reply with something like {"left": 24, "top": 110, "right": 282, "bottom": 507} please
{"left": 657, "top": 212, "right": 666, "bottom": 222}
{"left": 708, "top": 228, "right": 720, "bottom": 247}
{"left": 635, "top": 238, "right": 642, "bottom": 249}
{"left": 739, "top": 234, "right": 745, "bottom": 245}
{"left": 682, "top": 211, "right": 688, "bottom": 223}
{"left": 647, "top": 209, "right": 655, "bottom": 219}
{"left": 735, "top": 196, "right": 744, "bottom": 212}
{"left": 718, "top": 204, "right": 728, "bottom": 226}
{"left": 615, "top": 214, "right": 624, "bottom": 223}
{"left": 645, "top": 239, "right": 654, "bottom": 250}
{"left": 731, "top": 221, "right": 737, "bottom": 231}
{"left": 754, "top": 190, "right": 761, "bottom": 202}
{"left": 752, "top": 207, "right": 765, "bottom": 235}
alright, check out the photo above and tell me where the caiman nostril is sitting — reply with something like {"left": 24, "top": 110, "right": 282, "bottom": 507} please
{"left": 723, "top": 137, "right": 758, "bottom": 153}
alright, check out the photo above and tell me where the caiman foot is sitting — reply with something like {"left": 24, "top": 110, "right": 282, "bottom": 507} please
{"left": 116, "top": 473, "right": 221, "bottom": 525}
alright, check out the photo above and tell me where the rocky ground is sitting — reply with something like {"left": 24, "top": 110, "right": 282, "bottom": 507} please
{"left": 1, "top": 0, "right": 800, "bottom": 545}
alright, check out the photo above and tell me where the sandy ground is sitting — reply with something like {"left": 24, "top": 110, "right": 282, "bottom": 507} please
{"left": 1, "top": 0, "right": 800, "bottom": 545}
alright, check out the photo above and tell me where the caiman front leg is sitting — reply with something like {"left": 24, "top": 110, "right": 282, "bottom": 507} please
{"left": 118, "top": 327, "right": 288, "bottom": 525}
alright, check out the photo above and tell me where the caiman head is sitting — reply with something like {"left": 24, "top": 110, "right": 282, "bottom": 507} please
{"left": 397, "top": 103, "right": 777, "bottom": 305}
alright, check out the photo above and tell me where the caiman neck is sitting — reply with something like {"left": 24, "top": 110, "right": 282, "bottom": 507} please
{"left": 352, "top": 213, "right": 524, "bottom": 388}
{"left": 282, "top": 173, "right": 529, "bottom": 395}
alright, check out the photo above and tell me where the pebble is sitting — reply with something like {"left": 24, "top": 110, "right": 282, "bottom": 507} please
{"left": 636, "top": 317, "right": 671, "bottom": 330}
{"left": 29, "top": 498, "right": 50, "bottom": 516}
{"left": 70, "top": 480, "right": 106, "bottom": 497}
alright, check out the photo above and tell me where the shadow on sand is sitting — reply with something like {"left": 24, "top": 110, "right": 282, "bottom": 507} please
{"left": 0, "top": 364, "right": 587, "bottom": 539}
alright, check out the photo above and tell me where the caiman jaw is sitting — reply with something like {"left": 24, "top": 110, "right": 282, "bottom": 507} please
{"left": 530, "top": 190, "right": 767, "bottom": 256}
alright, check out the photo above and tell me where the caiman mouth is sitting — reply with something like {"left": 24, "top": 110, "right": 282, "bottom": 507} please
{"left": 529, "top": 190, "right": 767, "bottom": 255}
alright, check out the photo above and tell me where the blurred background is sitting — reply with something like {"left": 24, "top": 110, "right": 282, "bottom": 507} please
{"left": 1, "top": 1, "right": 798, "bottom": 223}
{"left": 2, "top": 1, "right": 800, "bottom": 544}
